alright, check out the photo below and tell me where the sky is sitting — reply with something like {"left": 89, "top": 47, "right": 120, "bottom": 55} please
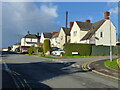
{"left": 2, "top": 1, "right": 119, "bottom": 48}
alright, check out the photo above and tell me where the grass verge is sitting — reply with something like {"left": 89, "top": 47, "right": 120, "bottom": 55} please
{"left": 26, "top": 54, "right": 38, "bottom": 56}
{"left": 40, "top": 56, "right": 60, "bottom": 59}
{"left": 104, "top": 59, "right": 119, "bottom": 68}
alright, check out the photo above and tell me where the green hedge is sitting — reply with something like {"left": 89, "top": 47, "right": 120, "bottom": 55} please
{"left": 64, "top": 43, "right": 92, "bottom": 56}
{"left": 64, "top": 43, "right": 120, "bottom": 56}
{"left": 43, "top": 39, "right": 51, "bottom": 53}
{"left": 91, "top": 45, "right": 119, "bottom": 56}
{"left": 28, "top": 47, "right": 43, "bottom": 54}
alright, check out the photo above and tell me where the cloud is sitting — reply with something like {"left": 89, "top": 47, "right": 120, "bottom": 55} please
{"left": 2, "top": 2, "right": 59, "bottom": 48}
{"left": 109, "top": 7, "right": 118, "bottom": 15}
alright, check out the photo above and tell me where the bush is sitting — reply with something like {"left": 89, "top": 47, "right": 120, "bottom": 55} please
{"left": 64, "top": 43, "right": 92, "bottom": 56}
{"left": 43, "top": 39, "right": 51, "bottom": 53}
{"left": 28, "top": 47, "right": 43, "bottom": 54}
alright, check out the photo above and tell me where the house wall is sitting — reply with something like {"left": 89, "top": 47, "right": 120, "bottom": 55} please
{"left": 21, "top": 38, "right": 38, "bottom": 47}
{"left": 51, "top": 37, "right": 59, "bottom": 47}
{"left": 58, "top": 28, "right": 66, "bottom": 49}
{"left": 70, "top": 22, "right": 88, "bottom": 43}
{"left": 40, "top": 33, "right": 45, "bottom": 43}
{"left": 12, "top": 45, "right": 20, "bottom": 51}
{"left": 95, "top": 20, "right": 116, "bottom": 46}
{"left": 40, "top": 33, "right": 50, "bottom": 43}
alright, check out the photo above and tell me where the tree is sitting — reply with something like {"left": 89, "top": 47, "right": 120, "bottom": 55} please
{"left": 43, "top": 39, "right": 51, "bottom": 53}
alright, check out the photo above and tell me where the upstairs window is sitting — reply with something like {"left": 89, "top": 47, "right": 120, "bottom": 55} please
{"left": 100, "top": 32, "right": 103, "bottom": 38}
{"left": 74, "top": 31, "right": 77, "bottom": 36}
{"left": 60, "top": 36, "right": 63, "bottom": 40}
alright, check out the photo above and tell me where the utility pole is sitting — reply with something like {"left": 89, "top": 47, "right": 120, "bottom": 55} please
{"left": 66, "top": 11, "right": 68, "bottom": 28}
{"left": 109, "top": 19, "right": 112, "bottom": 62}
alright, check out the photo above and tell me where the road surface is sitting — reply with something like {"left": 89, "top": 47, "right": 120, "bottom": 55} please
{"left": 1, "top": 52, "right": 119, "bottom": 89}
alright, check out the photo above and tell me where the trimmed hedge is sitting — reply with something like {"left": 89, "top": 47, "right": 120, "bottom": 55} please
{"left": 91, "top": 45, "right": 119, "bottom": 56}
{"left": 64, "top": 43, "right": 92, "bottom": 56}
{"left": 64, "top": 43, "right": 120, "bottom": 56}
{"left": 28, "top": 47, "right": 43, "bottom": 54}
{"left": 43, "top": 39, "right": 51, "bottom": 53}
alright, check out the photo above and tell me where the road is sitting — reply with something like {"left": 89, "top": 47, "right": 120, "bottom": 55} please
{"left": 1, "top": 51, "right": 119, "bottom": 89}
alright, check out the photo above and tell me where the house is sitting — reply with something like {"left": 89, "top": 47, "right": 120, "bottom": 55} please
{"left": 58, "top": 27, "right": 71, "bottom": 49}
{"left": 12, "top": 42, "right": 21, "bottom": 51}
{"left": 51, "top": 32, "right": 59, "bottom": 47}
{"left": 40, "top": 32, "right": 52, "bottom": 43}
{"left": 21, "top": 32, "right": 41, "bottom": 48}
{"left": 70, "top": 11, "right": 116, "bottom": 46}
{"left": 2, "top": 48, "right": 8, "bottom": 51}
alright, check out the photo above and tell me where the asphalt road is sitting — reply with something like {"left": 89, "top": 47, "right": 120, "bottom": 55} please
{"left": 1, "top": 51, "right": 119, "bottom": 89}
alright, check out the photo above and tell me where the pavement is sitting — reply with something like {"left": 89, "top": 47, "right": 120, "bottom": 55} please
{"left": 87, "top": 59, "right": 120, "bottom": 80}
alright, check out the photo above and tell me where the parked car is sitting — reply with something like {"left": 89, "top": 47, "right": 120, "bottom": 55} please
{"left": 51, "top": 49, "right": 65, "bottom": 56}
{"left": 21, "top": 48, "right": 28, "bottom": 53}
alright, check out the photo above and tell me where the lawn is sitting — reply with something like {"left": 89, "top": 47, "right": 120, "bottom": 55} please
{"left": 26, "top": 54, "right": 38, "bottom": 56}
{"left": 104, "top": 59, "right": 119, "bottom": 68}
{"left": 40, "top": 56, "right": 60, "bottom": 59}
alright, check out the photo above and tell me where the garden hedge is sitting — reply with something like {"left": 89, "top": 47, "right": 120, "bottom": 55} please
{"left": 91, "top": 45, "right": 119, "bottom": 56}
{"left": 64, "top": 43, "right": 120, "bottom": 56}
{"left": 28, "top": 47, "right": 43, "bottom": 54}
{"left": 64, "top": 43, "right": 92, "bottom": 56}
{"left": 43, "top": 39, "right": 51, "bottom": 53}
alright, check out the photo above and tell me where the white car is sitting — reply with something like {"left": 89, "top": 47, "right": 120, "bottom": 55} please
{"left": 51, "top": 49, "right": 65, "bottom": 56}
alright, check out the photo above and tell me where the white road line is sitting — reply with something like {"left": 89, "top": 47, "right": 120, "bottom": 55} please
{"left": 3, "top": 60, "right": 20, "bottom": 89}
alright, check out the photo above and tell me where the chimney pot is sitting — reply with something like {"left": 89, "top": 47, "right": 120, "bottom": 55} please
{"left": 86, "top": 20, "right": 91, "bottom": 23}
{"left": 104, "top": 11, "right": 110, "bottom": 20}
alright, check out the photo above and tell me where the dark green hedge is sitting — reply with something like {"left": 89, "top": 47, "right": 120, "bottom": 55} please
{"left": 91, "top": 45, "right": 119, "bottom": 56}
{"left": 43, "top": 39, "right": 51, "bottom": 53}
{"left": 28, "top": 47, "right": 43, "bottom": 54}
{"left": 64, "top": 43, "right": 120, "bottom": 56}
{"left": 64, "top": 43, "right": 92, "bottom": 56}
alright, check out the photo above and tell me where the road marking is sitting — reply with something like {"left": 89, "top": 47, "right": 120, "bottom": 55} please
{"left": 82, "top": 59, "right": 120, "bottom": 81}
{"left": 3, "top": 61, "right": 20, "bottom": 88}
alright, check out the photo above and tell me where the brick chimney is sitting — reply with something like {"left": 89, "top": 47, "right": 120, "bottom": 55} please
{"left": 70, "top": 22, "right": 74, "bottom": 29}
{"left": 104, "top": 11, "right": 110, "bottom": 20}
{"left": 85, "top": 20, "right": 91, "bottom": 23}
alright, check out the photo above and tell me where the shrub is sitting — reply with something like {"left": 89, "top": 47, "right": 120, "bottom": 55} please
{"left": 28, "top": 47, "right": 43, "bottom": 54}
{"left": 64, "top": 43, "right": 92, "bottom": 56}
{"left": 43, "top": 39, "right": 51, "bottom": 53}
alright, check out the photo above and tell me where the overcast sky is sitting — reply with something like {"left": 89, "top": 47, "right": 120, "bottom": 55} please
{"left": 2, "top": 2, "right": 119, "bottom": 48}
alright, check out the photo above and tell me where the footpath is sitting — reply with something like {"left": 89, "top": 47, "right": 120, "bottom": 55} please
{"left": 87, "top": 59, "right": 120, "bottom": 80}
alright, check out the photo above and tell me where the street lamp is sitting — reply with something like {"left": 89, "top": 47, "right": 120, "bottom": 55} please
{"left": 109, "top": 17, "right": 112, "bottom": 62}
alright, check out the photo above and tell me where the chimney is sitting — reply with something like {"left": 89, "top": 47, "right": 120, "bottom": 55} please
{"left": 36, "top": 32, "right": 39, "bottom": 36}
{"left": 66, "top": 11, "right": 68, "bottom": 28}
{"left": 104, "top": 11, "right": 110, "bottom": 20}
{"left": 85, "top": 20, "right": 91, "bottom": 23}
{"left": 70, "top": 22, "right": 74, "bottom": 29}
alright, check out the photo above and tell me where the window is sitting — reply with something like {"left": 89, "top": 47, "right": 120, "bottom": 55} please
{"left": 74, "top": 31, "right": 77, "bottom": 36}
{"left": 30, "top": 38, "right": 32, "bottom": 42}
{"left": 100, "top": 32, "right": 103, "bottom": 38}
{"left": 60, "top": 36, "right": 63, "bottom": 40}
